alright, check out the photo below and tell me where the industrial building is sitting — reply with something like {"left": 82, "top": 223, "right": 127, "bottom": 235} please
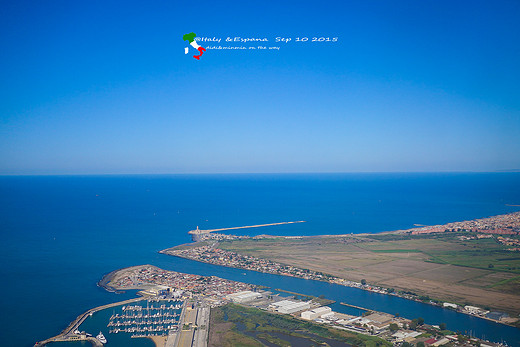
{"left": 301, "top": 306, "right": 332, "bottom": 320}
{"left": 269, "top": 299, "right": 311, "bottom": 314}
{"left": 226, "top": 290, "right": 262, "bottom": 303}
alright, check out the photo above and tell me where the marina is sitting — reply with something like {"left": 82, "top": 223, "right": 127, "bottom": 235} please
{"left": 35, "top": 297, "right": 145, "bottom": 346}
{"left": 37, "top": 299, "right": 183, "bottom": 346}
{"left": 108, "top": 301, "right": 182, "bottom": 337}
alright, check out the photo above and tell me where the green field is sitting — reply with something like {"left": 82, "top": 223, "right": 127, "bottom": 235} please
{"left": 209, "top": 304, "right": 391, "bottom": 347}
{"left": 358, "top": 236, "right": 520, "bottom": 272}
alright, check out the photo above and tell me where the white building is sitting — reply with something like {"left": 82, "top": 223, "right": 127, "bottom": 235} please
{"left": 464, "top": 305, "right": 488, "bottom": 315}
{"left": 432, "top": 338, "right": 450, "bottom": 346}
{"left": 270, "top": 300, "right": 311, "bottom": 314}
{"left": 320, "top": 312, "right": 337, "bottom": 321}
{"left": 226, "top": 290, "right": 262, "bottom": 303}
{"left": 301, "top": 306, "right": 332, "bottom": 320}
{"left": 269, "top": 299, "right": 292, "bottom": 310}
{"left": 171, "top": 290, "right": 183, "bottom": 298}
{"left": 344, "top": 317, "right": 371, "bottom": 325}
{"left": 392, "top": 331, "right": 422, "bottom": 342}
{"left": 443, "top": 302, "right": 458, "bottom": 309}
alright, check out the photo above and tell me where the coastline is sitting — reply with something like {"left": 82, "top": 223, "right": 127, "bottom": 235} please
{"left": 36, "top": 211, "right": 520, "bottom": 346}
{"left": 97, "top": 269, "right": 123, "bottom": 293}
{"left": 97, "top": 265, "right": 158, "bottom": 293}
{"left": 159, "top": 212, "right": 520, "bottom": 328}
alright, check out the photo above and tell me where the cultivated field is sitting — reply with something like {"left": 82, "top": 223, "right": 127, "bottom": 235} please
{"left": 217, "top": 232, "right": 520, "bottom": 315}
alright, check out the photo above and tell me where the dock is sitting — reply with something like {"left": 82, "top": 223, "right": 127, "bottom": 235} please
{"left": 274, "top": 289, "right": 336, "bottom": 305}
{"left": 339, "top": 302, "right": 371, "bottom": 312}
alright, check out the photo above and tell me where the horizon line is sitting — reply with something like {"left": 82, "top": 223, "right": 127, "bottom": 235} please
{"left": 1, "top": 170, "right": 519, "bottom": 177}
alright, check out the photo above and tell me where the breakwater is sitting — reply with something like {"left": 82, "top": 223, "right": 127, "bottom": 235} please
{"left": 34, "top": 297, "right": 144, "bottom": 346}
{"left": 188, "top": 221, "right": 306, "bottom": 241}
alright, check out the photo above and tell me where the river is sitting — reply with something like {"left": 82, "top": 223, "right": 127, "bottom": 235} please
{"left": 149, "top": 254, "right": 520, "bottom": 345}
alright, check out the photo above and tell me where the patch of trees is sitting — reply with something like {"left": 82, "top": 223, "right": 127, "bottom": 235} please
{"left": 409, "top": 317, "right": 424, "bottom": 330}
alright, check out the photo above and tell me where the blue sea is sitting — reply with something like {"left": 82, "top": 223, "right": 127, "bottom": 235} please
{"left": 1, "top": 173, "right": 520, "bottom": 346}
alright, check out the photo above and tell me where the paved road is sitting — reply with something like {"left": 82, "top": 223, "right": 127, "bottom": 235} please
{"left": 193, "top": 307, "right": 209, "bottom": 347}
{"left": 173, "top": 302, "right": 209, "bottom": 347}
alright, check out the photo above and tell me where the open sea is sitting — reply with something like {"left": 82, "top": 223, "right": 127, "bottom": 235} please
{"left": 1, "top": 173, "right": 520, "bottom": 346}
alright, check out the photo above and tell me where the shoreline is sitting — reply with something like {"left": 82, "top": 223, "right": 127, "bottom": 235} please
{"left": 97, "top": 269, "right": 122, "bottom": 293}
{"left": 159, "top": 212, "right": 520, "bottom": 328}
{"left": 97, "top": 265, "right": 158, "bottom": 293}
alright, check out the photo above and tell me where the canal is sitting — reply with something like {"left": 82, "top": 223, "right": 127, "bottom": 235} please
{"left": 150, "top": 253, "right": 520, "bottom": 346}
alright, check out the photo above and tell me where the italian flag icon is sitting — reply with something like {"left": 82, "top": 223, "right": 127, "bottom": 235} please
{"left": 183, "top": 32, "right": 206, "bottom": 60}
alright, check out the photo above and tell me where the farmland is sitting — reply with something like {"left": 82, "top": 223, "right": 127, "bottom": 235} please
{"left": 216, "top": 232, "right": 520, "bottom": 315}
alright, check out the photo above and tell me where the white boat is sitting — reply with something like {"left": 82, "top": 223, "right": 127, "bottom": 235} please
{"left": 96, "top": 331, "right": 107, "bottom": 344}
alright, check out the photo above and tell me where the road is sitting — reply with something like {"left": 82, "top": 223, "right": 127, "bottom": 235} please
{"left": 174, "top": 300, "right": 210, "bottom": 347}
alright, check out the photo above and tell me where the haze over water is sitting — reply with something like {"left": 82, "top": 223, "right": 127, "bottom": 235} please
{"left": 1, "top": 173, "right": 520, "bottom": 346}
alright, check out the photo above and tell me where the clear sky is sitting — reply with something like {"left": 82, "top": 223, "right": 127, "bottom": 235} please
{"left": 1, "top": 0, "right": 519, "bottom": 174}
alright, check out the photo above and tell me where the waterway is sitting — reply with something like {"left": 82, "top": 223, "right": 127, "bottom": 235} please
{"left": 154, "top": 255, "right": 520, "bottom": 345}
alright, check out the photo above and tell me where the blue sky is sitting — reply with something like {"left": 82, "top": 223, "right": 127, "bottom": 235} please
{"left": 1, "top": 0, "right": 519, "bottom": 174}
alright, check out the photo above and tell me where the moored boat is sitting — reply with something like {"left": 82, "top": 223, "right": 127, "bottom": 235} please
{"left": 96, "top": 331, "right": 107, "bottom": 344}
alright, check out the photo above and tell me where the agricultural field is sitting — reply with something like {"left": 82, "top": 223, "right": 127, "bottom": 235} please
{"left": 217, "top": 232, "right": 520, "bottom": 314}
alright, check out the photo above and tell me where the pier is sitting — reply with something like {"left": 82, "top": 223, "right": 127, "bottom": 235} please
{"left": 188, "top": 221, "right": 306, "bottom": 241}
{"left": 340, "top": 302, "right": 370, "bottom": 312}
{"left": 275, "top": 288, "right": 336, "bottom": 305}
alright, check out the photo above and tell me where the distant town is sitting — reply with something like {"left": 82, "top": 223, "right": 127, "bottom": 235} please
{"left": 406, "top": 211, "right": 520, "bottom": 236}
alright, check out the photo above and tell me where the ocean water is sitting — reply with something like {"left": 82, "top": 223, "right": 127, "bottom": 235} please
{"left": 1, "top": 173, "right": 519, "bottom": 346}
